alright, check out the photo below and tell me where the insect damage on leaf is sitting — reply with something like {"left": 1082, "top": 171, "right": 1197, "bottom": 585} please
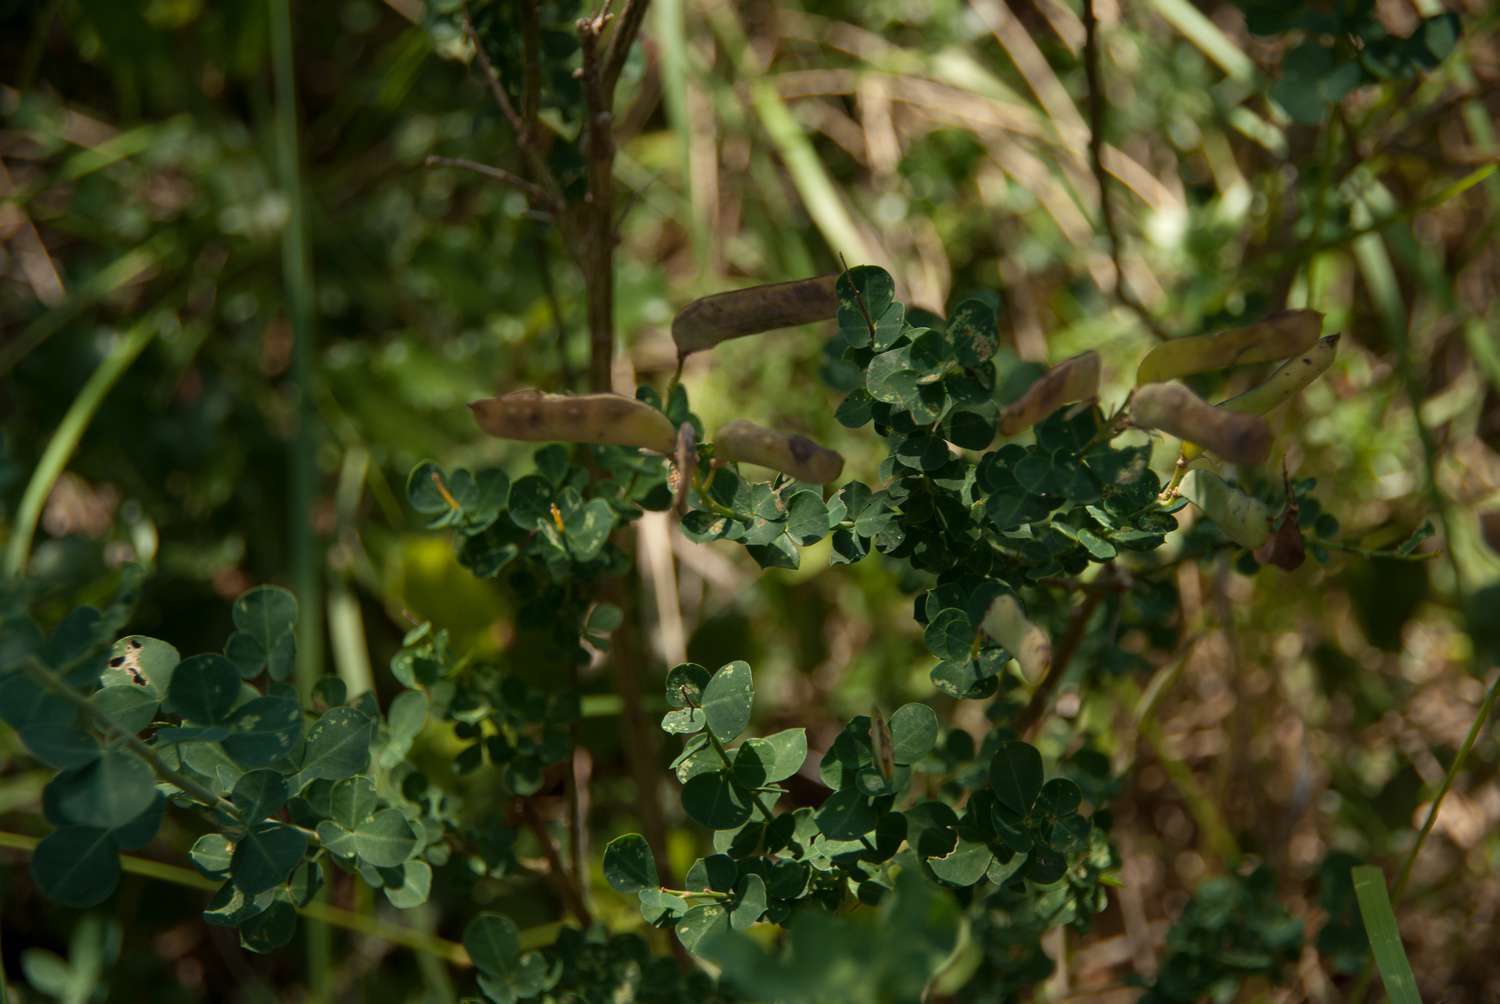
{"left": 470, "top": 389, "right": 677, "bottom": 454}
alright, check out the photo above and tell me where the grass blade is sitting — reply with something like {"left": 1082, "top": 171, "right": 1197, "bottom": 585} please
{"left": 1351, "top": 865, "right": 1422, "bottom": 1004}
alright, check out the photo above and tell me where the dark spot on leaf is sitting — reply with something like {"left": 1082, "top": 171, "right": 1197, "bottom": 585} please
{"left": 109, "top": 657, "right": 125, "bottom": 667}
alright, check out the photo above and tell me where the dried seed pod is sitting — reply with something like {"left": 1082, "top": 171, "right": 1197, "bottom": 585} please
{"left": 1135, "top": 309, "right": 1323, "bottom": 386}
{"left": 672, "top": 421, "right": 699, "bottom": 515}
{"left": 470, "top": 390, "right": 677, "bottom": 454}
{"left": 998, "top": 351, "right": 1101, "bottom": 436}
{"left": 1180, "top": 334, "right": 1340, "bottom": 463}
{"left": 712, "top": 419, "right": 844, "bottom": 483}
{"left": 1218, "top": 334, "right": 1340, "bottom": 416}
{"left": 1132, "top": 381, "right": 1272, "bottom": 465}
{"left": 1179, "top": 469, "right": 1271, "bottom": 550}
{"left": 672, "top": 275, "right": 839, "bottom": 358}
{"left": 1481, "top": 511, "right": 1500, "bottom": 556}
{"left": 980, "top": 595, "right": 1051, "bottom": 684}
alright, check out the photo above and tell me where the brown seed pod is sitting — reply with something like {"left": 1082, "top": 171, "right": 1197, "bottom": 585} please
{"left": 1135, "top": 309, "right": 1323, "bottom": 386}
{"left": 713, "top": 419, "right": 844, "bottom": 484}
{"left": 1131, "top": 381, "right": 1272, "bottom": 465}
{"left": 672, "top": 275, "right": 839, "bottom": 358}
{"left": 980, "top": 595, "right": 1051, "bottom": 684}
{"left": 998, "top": 351, "right": 1102, "bottom": 437}
{"left": 469, "top": 389, "right": 677, "bottom": 454}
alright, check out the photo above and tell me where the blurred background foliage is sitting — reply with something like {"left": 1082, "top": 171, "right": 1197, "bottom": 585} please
{"left": 2, "top": 0, "right": 1499, "bottom": 1000}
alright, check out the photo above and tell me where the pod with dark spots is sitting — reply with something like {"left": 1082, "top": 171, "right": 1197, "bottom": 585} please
{"left": 712, "top": 419, "right": 844, "bottom": 484}
{"left": 997, "top": 351, "right": 1101, "bottom": 437}
{"left": 1131, "top": 381, "right": 1272, "bottom": 465}
{"left": 672, "top": 421, "right": 699, "bottom": 514}
{"left": 672, "top": 275, "right": 839, "bottom": 358}
{"left": 1179, "top": 469, "right": 1271, "bottom": 550}
{"left": 469, "top": 390, "right": 677, "bottom": 454}
{"left": 1135, "top": 309, "right": 1323, "bottom": 386}
{"left": 979, "top": 595, "right": 1050, "bottom": 684}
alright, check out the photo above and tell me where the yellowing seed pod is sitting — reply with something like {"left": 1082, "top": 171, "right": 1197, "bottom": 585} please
{"left": 1135, "top": 309, "right": 1322, "bottom": 386}
{"left": 1180, "top": 334, "right": 1340, "bottom": 462}
{"left": 672, "top": 275, "right": 839, "bottom": 358}
{"left": 470, "top": 390, "right": 677, "bottom": 454}
{"left": 980, "top": 595, "right": 1051, "bottom": 684}
{"left": 1131, "top": 382, "right": 1272, "bottom": 465}
{"left": 713, "top": 419, "right": 844, "bottom": 483}
{"left": 997, "top": 351, "right": 1101, "bottom": 436}
{"left": 1179, "top": 469, "right": 1270, "bottom": 550}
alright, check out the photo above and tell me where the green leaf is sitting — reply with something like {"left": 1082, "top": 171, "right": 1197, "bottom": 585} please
{"left": 464, "top": 913, "right": 520, "bottom": 976}
{"left": 190, "top": 833, "right": 235, "bottom": 879}
{"left": 563, "top": 497, "right": 615, "bottom": 561}
{"left": 836, "top": 266, "right": 895, "bottom": 341}
{"left": 231, "top": 769, "right": 288, "bottom": 820}
{"left": 406, "top": 461, "right": 450, "bottom": 515}
{"left": 661, "top": 707, "right": 706, "bottom": 734}
{"left": 681, "top": 772, "right": 754, "bottom": 830}
{"left": 1025, "top": 847, "right": 1067, "bottom": 884}
{"left": 330, "top": 776, "right": 378, "bottom": 829}
{"left": 730, "top": 873, "right": 767, "bottom": 930}
{"left": 353, "top": 808, "right": 417, "bottom": 868}
{"left": 1036, "top": 777, "right": 1082, "bottom": 817}
{"left": 221, "top": 695, "right": 302, "bottom": 768}
{"left": 702, "top": 661, "right": 754, "bottom": 744}
{"left": 923, "top": 608, "right": 973, "bottom": 662}
{"left": 786, "top": 493, "right": 830, "bottom": 545}
{"left": 948, "top": 298, "right": 998, "bottom": 368}
{"left": 927, "top": 838, "right": 994, "bottom": 887}
{"left": 20, "top": 719, "right": 100, "bottom": 770}
{"left": 384, "top": 860, "right": 433, "bottom": 909}
{"left": 54, "top": 750, "right": 156, "bottom": 829}
{"left": 30, "top": 827, "right": 120, "bottom": 908}
{"left": 990, "top": 741, "right": 1044, "bottom": 815}
{"left": 89, "top": 685, "right": 159, "bottom": 734}
{"left": 239, "top": 897, "right": 297, "bottom": 954}
{"left": 233, "top": 586, "right": 298, "bottom": 654}
{"left": 604, "top": 833, "right": 659, "bottom": 894}
{"left": 676, "top": 904, "right": 730, "bottom": 954}
{"left": 109, "top": 791, "right": 165, "bottom": 850}
{"left": 102, "top": 636, "right": 179, "bottom": 695}
{"left": 1352, "top": 866, "right": 1423, "bottom": 1004}
{"left": 665, "top": 663, "right": 711, "bottom": 708}
{"left": 889, "top": 704, "right": 939, "bottom": 765}
{"left": 230, "top": 822, "right": 308, "bottom": 895}
{"left": 733, "top": 729, "right": 807, "bottom": 787}
{"left": 815, "top": 788, "right": 877, "bottom": 839}
{"left": 165, "top": 654, "right": 241, "bottom": 724}
{"left": 297, "top": 707, "right": 375, "bottom": 785}
{"left": 202, "top": 882, "right": 275, "bottom": 927}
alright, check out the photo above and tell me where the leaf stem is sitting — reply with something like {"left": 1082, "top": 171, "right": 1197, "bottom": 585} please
{"left": 18, "top": 656, "right": 241, "bottom": 821}
{"left": 701, "top": 727, "right": 777, "bottom": 822}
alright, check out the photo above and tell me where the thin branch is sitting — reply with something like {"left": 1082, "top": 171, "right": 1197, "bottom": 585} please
{"left": 19, "top": 657, "right": 241, "bottom": 821}
{"left": 425, "top": 155, "right": 555, "bottom": 209}
{"left": 603, "top": 0, "right": 652, "bottom": 96}
{"left": 459, "top": 0, "right": 561, "bottom": 199}
{"left": 521, "top": 1, "right": 542, "bottom": 143}
{"left": 577, "top": 13, "right": 617, "bottom": 392}
{"left": 519, "top": 798, "right": 595, "bottom": 927}
{"left": 1019, "top": 588, "right": 1106, "bottom": 740}
{"left": 1081, "top": 0, "right": 1170, "bottom": 342}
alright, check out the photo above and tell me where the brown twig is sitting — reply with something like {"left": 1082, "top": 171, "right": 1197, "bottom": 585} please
{"left": 424, "top": 155, "right": 555, "bottom": 209}
{"left": 1081, "top": 0, "right": 1170, "bottom": 342}
{"left": 578, "top": 12, "right": 618, "bottom": 392}
{"left": 519, "top": 797, "right": 594, "bottom": 927}
{"left": 459, "top": 0, "right": 562, "bottom": 200}
{"left": 603, "top": 0, "right": 652, "bottom": 96}
{"left": 1019, "top": 588, "right": 1106, "bottom": 740}
{"left": 520, "top": 1, "right": 542, "bottom": 143}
